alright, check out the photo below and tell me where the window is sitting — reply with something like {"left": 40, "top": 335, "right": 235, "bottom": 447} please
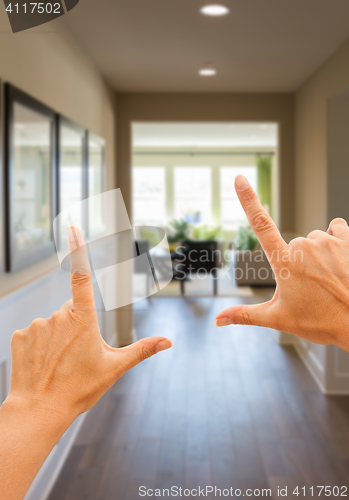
{"left": 133, "top": 167, "right": 166, "bottom": 225}
{"left": 88, "top": 133, "right": 105, "bottom": 239}
{"left": 220, "top": 166, "right": 257, "bottom": 230}
{"left": 174, "top": 167, "right": 211, "bottom": 223}
{"left": 58, "top": 120, "right": 85, "bottom": 249}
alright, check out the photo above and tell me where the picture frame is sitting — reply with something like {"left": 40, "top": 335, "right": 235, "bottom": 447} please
{"left": 56, "top": 115, "right": 87, "bottom": 249}
{"left": 87, "top": 131, "right": 106, "bottom": 239}
{"left": 4, "top": 83, "right": 57, "bottom": 272}
{"left": 0, "top": 78, "right": 3, "bottom": 277}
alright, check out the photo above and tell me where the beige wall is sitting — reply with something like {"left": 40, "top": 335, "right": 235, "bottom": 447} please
{"left": 0, "top": 15, "right": 117, "bottom": 192}
{"left": 294, "top": 36, "right": 349, "bottom": 394}
{"left": 0, "top": 14, "right": 117, "bottom": 289}
{"left": 295, "top": 37, "right": 349, "bottom": 235}
{"left": 0, "top": 15, "right": 119, "bottom": 500}
{"left": 0, "top": 13, "right": 118, "bottom": 338}
{"left": 117, "top": 93, "right": 295, "bottom": 233}
{"left": 0, "top": 14, "right": 120, "bottom": 341}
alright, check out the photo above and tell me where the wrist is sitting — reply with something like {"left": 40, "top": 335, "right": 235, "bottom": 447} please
{"left": 1, "top": 393, "right": 74, "bottom": 442}
{"left": 0, "top": 394, "right": 74, "bottom": 500}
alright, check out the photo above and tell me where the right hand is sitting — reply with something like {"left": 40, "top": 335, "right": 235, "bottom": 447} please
{"left": 215, "top": 175, "right": 349, "bottom": 352}
{"left": 6, "top": 226, "right": 173, "bottom": 430}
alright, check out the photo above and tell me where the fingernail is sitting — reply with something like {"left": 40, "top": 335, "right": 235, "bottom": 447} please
{"left": 155, "top": 339, "right": 173, "bottom": 353}
{"left": 215, "top": 317, "right": 232, "bottom": 327}
{"left": 235, "top": 175, "right": 249, "bottom": 190}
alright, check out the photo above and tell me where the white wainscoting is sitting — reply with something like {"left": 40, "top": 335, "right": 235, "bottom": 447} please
{"left": 325, "top": 345, "right": 349, "bottom": 394}
{"left": 277, "top": 331, "right": 349, "bottom": 394}
{"left": 294, "top": 339, "right": 327, "bottom": 392}
{"left": 276, "top": 232, "right": 349, "bottom": 394}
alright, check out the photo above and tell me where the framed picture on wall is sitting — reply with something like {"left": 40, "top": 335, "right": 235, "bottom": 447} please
{"left": 87, "top": 131, "right": 106, "bottom": 239}
{"left": 0, "top": 78, "right": 3, "bottom": 276}
{"left": 4, "top": 83, "right": 57, "bottom": 272}
{"left": 57, "top": 115, "right": 87, "bottom": 250}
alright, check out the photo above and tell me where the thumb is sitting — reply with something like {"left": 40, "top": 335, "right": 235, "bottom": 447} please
{"left": 215, "top": 301, "right": 274, "bottom": 328}
{"left": 113, "top": 336, "right": 173, "bottom": 374}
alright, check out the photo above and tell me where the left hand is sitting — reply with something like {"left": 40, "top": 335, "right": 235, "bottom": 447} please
{"left": 6, "top": 225, "right": 173, "bottom": 431}
{"left": 0, "top": 225, "right": 172, "bottom": 500}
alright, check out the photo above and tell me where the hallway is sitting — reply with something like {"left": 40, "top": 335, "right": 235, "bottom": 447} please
{"left": 48, "top": 297, "right": 349, "bottom": 499}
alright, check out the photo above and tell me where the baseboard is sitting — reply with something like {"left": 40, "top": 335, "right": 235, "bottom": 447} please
{"left": 294, "top": 342, "right": 327, "bottom": 394}
{"left": 277, "top": 330, "right": 295, "bottom": 346}
{"left": 321, "top": 388, "right": 349, "bottom": 395}
{"left": 292, "top": 340, "right": 349, "bottom": 395}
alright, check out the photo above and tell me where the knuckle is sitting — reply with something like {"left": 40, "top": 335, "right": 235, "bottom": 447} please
{"left": 11, "top": 329, "right": 25, "bottom": 345}
{"left": 238, "top": 310, "right": 252, "bottom": 326}
{"left": 50, "top": 311, "right": 60, "bottom": 322}
{"left": 320, "top": 237, "right": 331, "bottom": 249}
{"left": 66, "top": 299, "right": 74, "bottom": 309}
{"left": 306, "top": 230, "right": 325, "bottom": 239}
{"left": 289, "top": 236, "right": 306, "bottom": 247}
{"left": 31, "top": 318, "right": 47, "bottom": 330}
{"left": 71, "top": 272, "right": 91, "bottom": 287}
{"left": 68, "top": 309, "right": 85, "bottom": 327}
{"left": 49, "top": 311, "right": 62, "bottom": 326}
{"left": 240, "top": 187, "right": 255, "bottom": 204}
{"left": 331, "top": 217, "right": 348, "bottom": 226}
{"left": 250, "top": 212, "right": 271, "bottom": 233}
{"left": 138, "top": 344, "right": 154, "bottom": 362}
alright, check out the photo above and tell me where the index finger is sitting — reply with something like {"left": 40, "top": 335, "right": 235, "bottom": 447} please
{"left": 68, "top": 225, "right": 96, "bottom": 311}
{"left": 234, "top": 175, "right": 287, "bottom": 260}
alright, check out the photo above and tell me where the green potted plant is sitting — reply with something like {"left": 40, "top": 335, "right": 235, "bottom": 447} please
{"left": 232, "top": 225, "right": 275, "bottom": 286}
{"left": 167, "top": 219, "right": 191, "bottom": 250}
{"left": 191, "top": 224, "right": 221, "bottom": 241}
{"left": 235, "top": 225, "right": 259, "bottom": 251}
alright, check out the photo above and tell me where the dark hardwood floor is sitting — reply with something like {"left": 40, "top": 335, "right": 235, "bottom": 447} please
{"left": 48, "top": 297, "right": 349, "bottom": 500}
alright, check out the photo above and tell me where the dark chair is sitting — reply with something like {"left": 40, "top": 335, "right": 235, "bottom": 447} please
{"left": 134, "top": 239, "right": 152, "bottom": 295}
{"left": 174, "top": 240, "right": 218, "bottom": 295}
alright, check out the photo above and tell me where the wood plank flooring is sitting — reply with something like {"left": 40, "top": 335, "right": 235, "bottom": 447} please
{"left": 48, "top": 297, "right": 349, "bottom": 499}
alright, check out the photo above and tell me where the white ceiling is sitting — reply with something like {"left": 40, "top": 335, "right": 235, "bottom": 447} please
{"left": 133, "top": 122, "right": 278, "bottom": 147}
{"left": 63, "top": 0, "right": 349, "bottom": 93}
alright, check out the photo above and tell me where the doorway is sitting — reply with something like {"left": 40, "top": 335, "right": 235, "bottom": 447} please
{"left": 131, "top": 122, "right": 279, "bottom": 298}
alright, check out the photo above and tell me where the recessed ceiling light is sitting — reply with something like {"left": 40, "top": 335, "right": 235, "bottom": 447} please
{"left": 199, "top": 68, "right": 217, "bottom": 76}
{"left": 200, "top": 4, "right": 230, "bottom": 16}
